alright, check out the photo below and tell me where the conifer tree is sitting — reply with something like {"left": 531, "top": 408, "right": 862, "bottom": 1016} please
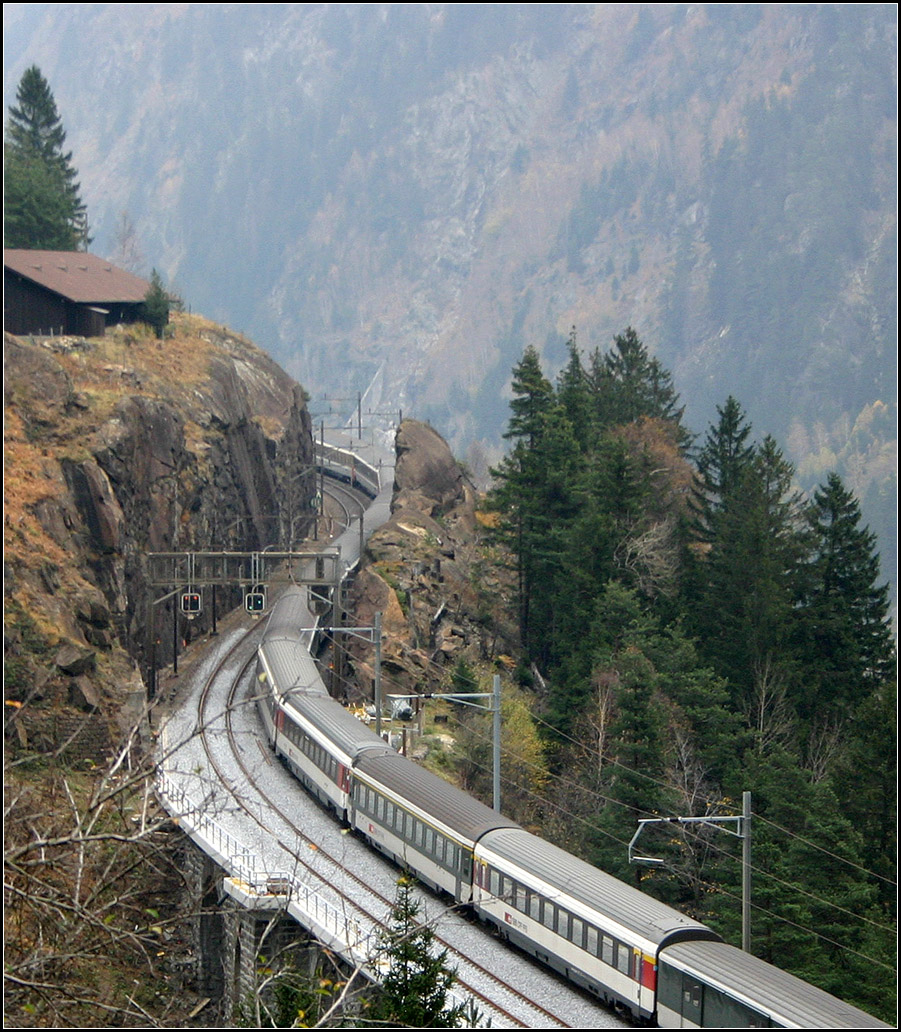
{"left": 489, "top": 347, "right": 557, "bottom": 658}
{"left": 690, "top": 395, "right": 756, "bottom": 537}
{"left": 4, "top": 65, "right": 88, "bottom": 250}
{"left": 797, "top": 473, "right": 894, "bottom": 717}
{"left": 142, "top": 269, "right": 171, "bottom": 338}
{"left": 690, "top": 429, "right": 808, "bottom": 709}
{"left": 373, "top": 878, "right": 468, "bottom": 1028}
{"left": 556, "top": 327, "right": 594, "bottom": 450}
{"left": 589, "top": 327, "right": 687, "bottom": 441}
{"left": 503, "top": 344, "right": 554, "bottom": 448}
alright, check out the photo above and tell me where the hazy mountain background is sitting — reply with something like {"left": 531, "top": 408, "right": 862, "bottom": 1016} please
{"left": 4, "top": 3, "right": 896, "bottom": 590}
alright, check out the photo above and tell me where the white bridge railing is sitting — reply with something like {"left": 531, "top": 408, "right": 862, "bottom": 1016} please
{"left": 155, "top": 770, "right": 381, "bottom": 968}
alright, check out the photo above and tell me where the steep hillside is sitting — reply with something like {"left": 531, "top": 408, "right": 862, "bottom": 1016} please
{"left": 4, "top": 3, "right": 896, "bottom": 586}
{"left": 4, "top": 312, "right": 318, "bottom": 1025}
{"left": 4, "top": 312, "right": 314, "bottom": 753}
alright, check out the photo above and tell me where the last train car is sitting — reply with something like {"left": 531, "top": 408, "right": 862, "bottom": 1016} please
{"left": 656, "top": 939, "right": 891, "bottom": 1029}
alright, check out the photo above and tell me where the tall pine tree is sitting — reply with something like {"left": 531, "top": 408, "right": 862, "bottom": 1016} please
{"left": 489, "top": 347, "right": 556, "bottom": 659}
{"left": 4, "top": 66, "right": 89, "bottom": 250}
{"left": 797, "top": 472, "right": 894, "bottom": 718}
{"left": 589, "top": 327, "right": 688, "bottom": 442}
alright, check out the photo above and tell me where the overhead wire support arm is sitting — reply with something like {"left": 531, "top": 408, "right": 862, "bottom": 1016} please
{"left": 415, "top": 675, "right": 503, "bottom": 814}
{"left": 629, "top": 791, "right": 752, "bottom": 954}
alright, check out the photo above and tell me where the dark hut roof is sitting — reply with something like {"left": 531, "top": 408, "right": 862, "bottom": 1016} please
{"left": 4, "top": 250, "right": 150, "bottom": 304}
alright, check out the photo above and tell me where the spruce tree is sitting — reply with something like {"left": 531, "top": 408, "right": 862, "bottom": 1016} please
{"left": 690, "top": 395, "right": 756, "bottom": 536}
{"left": 798, "top": 472, "right": 894, "bottom": 717}
{"left": 589, "top": 327, "right": 688, "bottom": 441}
{"left": 503, "top": 344, "right": 553, "bottom": 449}
{"left": 4, "top": 65, "right": 88, "bottom": 250}
{"left": 556, "top": 327, "right": 594, "bottom": 450}
{"left": 142, "top": 269, "right": 171, "bottom": 338}
{"left": 489, "top": 347, "right": 556, "bottom": 658}
{"left": 691, "top": 431, "right": 808, "bottom": 710}
{"left": 373, "top": 878, "right": 468, "bottom": 1028}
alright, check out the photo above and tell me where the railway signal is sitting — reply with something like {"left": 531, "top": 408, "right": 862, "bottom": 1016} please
{"left": 180, "top": 591, "right": 202, "bottom": 618}
{"left": 245, "top": 587, "right": 267, "bottom": 614}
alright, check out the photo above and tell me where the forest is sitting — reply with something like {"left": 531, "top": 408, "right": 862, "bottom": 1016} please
{"left": 479, "top": 329, "right": 896, "bottom": 1021}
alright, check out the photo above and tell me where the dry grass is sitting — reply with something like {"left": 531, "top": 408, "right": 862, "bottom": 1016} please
{"left": 4, "top": 412, "right": 70, "bottom": 575}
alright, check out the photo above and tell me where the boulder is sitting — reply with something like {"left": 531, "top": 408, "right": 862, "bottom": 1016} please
{"left": 54, "top": 644, "right": 97, "bottom": 677}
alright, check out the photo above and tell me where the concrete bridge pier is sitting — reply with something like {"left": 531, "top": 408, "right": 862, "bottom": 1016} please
{"left": 180, "top": 839, "right": 334, "bottom": 1024}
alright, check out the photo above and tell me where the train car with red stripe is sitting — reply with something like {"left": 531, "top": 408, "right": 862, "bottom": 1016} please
{"left": 472, "top": 826, "right": 719, "bottom": 1021}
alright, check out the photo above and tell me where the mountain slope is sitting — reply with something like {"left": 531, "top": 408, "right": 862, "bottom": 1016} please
{"left": 4, "top": 3, "right": 895, "bottom": 586}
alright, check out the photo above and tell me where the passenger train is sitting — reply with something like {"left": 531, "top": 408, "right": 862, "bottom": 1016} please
{"left": 254, "top": 448, "right": 887, "bottom": 1029}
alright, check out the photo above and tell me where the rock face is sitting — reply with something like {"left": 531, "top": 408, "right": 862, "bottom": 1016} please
{"left": 392, "top": 420, "right": 475, "bottom": 518}
{"left": 3, "top": 315, "right": 315, "bottom": 754}
{"left": 346, "top": 419, "right": 515, "bottom": 703}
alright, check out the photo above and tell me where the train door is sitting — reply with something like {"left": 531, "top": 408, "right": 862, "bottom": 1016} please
{"left": 680, "top": 972, "right": 704, "bottom": 1026}
{"left": 635, "top": 948, "right": 656, "bottom": 1016}
{"left": 337, "top": 763, "right": 351, "bottom": 814}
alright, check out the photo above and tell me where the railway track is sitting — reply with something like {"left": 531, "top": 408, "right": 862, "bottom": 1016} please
{"left": 186, "top": 614, "right": 577, "bottom": 1028}
{"left": 157, "top": 479, "right": 627, "bottom": 1029}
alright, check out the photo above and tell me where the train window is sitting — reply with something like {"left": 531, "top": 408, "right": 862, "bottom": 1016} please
{"left": 557, "top": 909, "right": 569, "bottom": 939}
{"left": 542, "top": 901, "right": 555, "bottom": 931}
{"left": 571, "top": 916, "right": 584, "bottom": 948}
{"left": 602, "top": 935, "right": 614, "bottom": 966}
{"left": 529, "top": 893, "right": 541, "bottom": 921}
{"left": 616, "top": 943, "right": 631, "bottom": 975}
{"left": 489, "top": 869, "right": 501, "bottom": 897}
{"left": 586, "top": 925, "right": 599, "bottom": 957}
{"left": 514, "top": 882, "right": 526, "bottom": 912}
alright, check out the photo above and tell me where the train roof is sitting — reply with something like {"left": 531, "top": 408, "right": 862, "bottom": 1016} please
{"left": 659, "top": 939, "right": 890, "bottom": 1028}
{"left": 258, "top": 588, "right": 324, "bottom": 695}
{"left": 354, "top": 750, "right": 520, "bottom": 845}
{"left": 282, "top": 692, "right": 392, "bottom": 762}
{"left": 260, "top": 637, "right": 326, "bottom": 695}
{"left": 262, "top": 587, "right": 313, "bottom": 641}
{"left": 477, "top": 827, "right": 718, "bottom": 954}
{"left": 332, "top": 479, "right": 393, "bottom": 572}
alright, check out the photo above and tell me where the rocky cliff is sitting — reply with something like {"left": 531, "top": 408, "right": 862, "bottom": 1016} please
{"left": 4, "top": 313, "right": 315, "bottom": 757}
{"left": 346, "top": 419, "right": 517, "bottom": 704}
